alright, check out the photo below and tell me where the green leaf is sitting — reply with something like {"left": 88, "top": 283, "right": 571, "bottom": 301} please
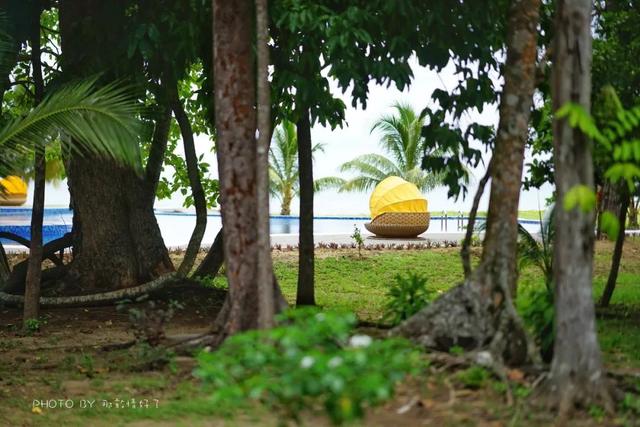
{"left": 563, "top": 185, "right": 596, "bottom": 213}
{"left": 599, "top": 211, "right": 620, "bottom": 240}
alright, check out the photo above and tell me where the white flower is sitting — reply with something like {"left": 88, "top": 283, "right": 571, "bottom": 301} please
{"left": 300, "top": 356, "right": 315, "bottom": 369}
{"left": 328, "top": 356, "right": 343, "bottom": 368}
{"left": 349, "top": 334, "right": 372, "bottom": 348}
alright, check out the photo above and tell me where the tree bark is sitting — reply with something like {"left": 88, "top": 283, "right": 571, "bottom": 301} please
{"left": 169, "top": 78, "right": 207, "bottom": 277}
{"left": 296, "top": 109, "right": 315, "bottom": 305}
{"left": 145, "top": 102, "right": 172, "bottom": 206}
{"left": 0, "top": 240, "right": 10, "bottom": 288}
{"left": 255, "top": 0, "right": 275, "bottom": 327}
{"left": 596, "top": 181, "right": 619, "bottom": 239}
{"left": 599, "top": 187, "right": 629, "bottom": 307}
{"left": 461, "top": 159, "right": 492, "bottom": 278}
{"left": 546, "top": 0, "right": 612, "bottom": 414}
{"left": 194, "top": 229, "right": 224, "bottom": 278}
{"left": 211, "top": 0, "right": 284, "bottom": 339}
{"left": 394, "top": 0, "right": 541, "bottom": 366}
{"left": 59, "top": 0, "right": 174, "bottom": 292}
{"left": 629, "top": 196, "right": 639, "bottom": 228}
{"left": 23, "top": 3, "right": 45, "bottom": 325}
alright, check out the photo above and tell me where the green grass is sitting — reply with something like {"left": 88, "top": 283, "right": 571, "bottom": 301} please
{"left": 7, "top": 242, "right": 640, "bottom": 426}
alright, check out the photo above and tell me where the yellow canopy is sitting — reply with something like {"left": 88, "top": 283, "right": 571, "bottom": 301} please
{"left": 0, "top": 176, "right": 28, "bottom": 206}
{"left": 369, "top": 176, "right": 428, "bottom": 219}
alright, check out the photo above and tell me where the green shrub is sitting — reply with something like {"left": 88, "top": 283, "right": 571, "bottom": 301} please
{"left": 384, "top": 272, "right": 435, "bottom": 326}
{"left": 196, "top": 308, "right": 422, "bottom": 425}
{"left": 519, "top": 286, "right": 554, "bottom": 362}
{"left": 455, "top": 366, "right": 490, "bottom": 389}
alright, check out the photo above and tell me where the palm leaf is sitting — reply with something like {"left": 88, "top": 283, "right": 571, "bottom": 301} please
{"left": 313, "top": 176, "right": 345, "bottom": 192}
{"left": 0, "top": 78, "right": 142, "bottom": 173}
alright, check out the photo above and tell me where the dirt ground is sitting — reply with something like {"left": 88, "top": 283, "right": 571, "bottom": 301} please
{"left": 1, "top": 246, "right": 639, "bottom": 426}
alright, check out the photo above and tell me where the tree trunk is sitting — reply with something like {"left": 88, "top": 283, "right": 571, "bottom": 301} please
{"left": 0, "top": 242, "right": 9, "bottom": 287}
{"left": 394, "top": 0, "right": 540, "bottom": 366}
{"left": 296, "top": 109, "right": 315, "bottom": 306}
{"left": 194, "top": 229, "right": 224, "bottom": 278}
{"left": 547, "top": 0, "right": 612, "bottom": 414}
{"left": 59, "top": 0, "right": 174, "bottom": 292}
{"left": 255, "top": 0, "right": 275, "bottom": 328}
{"left": 280, "top": 190, "right": 292, "bottom": 216}
{"left": 461, "top": 158, "right": 493, "bottom": 278}
{"left": 211, "top": 0, "right": 284, "bottom": 339}
{"left": 599, "top": 187, "right": 629, "bottom": 307}
{"left": 629, "top": 196, "right": 639, "bottom": 229}
{"left": 23, "top": 4, "right": 45, "bottom": 325}
{"left": 596, "top": 181, "right": 619, "bottom": 239}
{"left": 169, "top": 78, "right": 207, "bottom": 277}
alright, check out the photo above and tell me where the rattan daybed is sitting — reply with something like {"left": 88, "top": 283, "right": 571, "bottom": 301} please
{"left": 364, "top": 212, "right": 431, "bottom": 238}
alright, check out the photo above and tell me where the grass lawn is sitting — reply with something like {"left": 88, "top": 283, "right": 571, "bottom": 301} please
{"left": 1, "top": 239, "right": 639, "bottom": 426}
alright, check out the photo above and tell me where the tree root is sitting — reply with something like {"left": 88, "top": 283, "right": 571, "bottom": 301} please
{"left": 391, "top": 279, "right": 539, "bottom": 367}
{"left": 0, "top": 272, "right": 179, "bottom": 308}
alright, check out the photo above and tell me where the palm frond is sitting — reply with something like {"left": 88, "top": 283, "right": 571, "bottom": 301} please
{"left": 313, "top": 176, "right": 345, "bottom": 192}
{"left": 339, "top": 154, "right": 400, "bottom": 177}
{"left": 0, "top": 78, "right": 142, "bottom": 173}
{"left": 338, "top": 176, "right": 381, "bottom": 193}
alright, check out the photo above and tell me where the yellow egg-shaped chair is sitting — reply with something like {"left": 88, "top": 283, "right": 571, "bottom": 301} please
{"left": 364, "top": 176, "right": 430, "bottom": 238}
{"left": 0, "top": 176, "right": 28, "bottom": 206}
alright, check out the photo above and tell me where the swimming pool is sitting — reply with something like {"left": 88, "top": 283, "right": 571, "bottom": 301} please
{"left": 0, "top": 208, "right": 541, "bottom": 248}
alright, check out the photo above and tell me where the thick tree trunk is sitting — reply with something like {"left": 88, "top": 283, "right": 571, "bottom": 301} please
{"left": 169, "top": 79, "right": 207, "bottom": 277}
{"left": 395, "top": 0, "right": 540, "bottom": 366}
{"left": 599, "top": 188, "right": 629, "bottom": 307}
{"left": 23, "top": 5, "right": 45, "bottom": 325}
{"left": 296, "top": 109, "right": 315, "bottom": 305}
{"left": 546, "top": 0, "right": 612, "bottom": 414}
{"left": 211, "top": 0, "right": 283, "bottom": 339}
{"left": 59, "top": 0, "right": 174, "bottom": 292}
{"left": 256, "top": 0, "right": 275, "bottom": 328}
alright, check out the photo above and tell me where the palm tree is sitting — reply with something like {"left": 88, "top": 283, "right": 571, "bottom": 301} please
{"left": 331, "top": 102, "right": 444, "bottom": 192}
{"left": 268, "top": 120, "right": 337, "bottom": 215}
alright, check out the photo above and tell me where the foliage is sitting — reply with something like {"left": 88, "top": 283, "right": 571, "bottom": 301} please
{"left": 350, "top": 225, "right": 364, "bottom": 258}
{"left": 0, "top": 78, "right": 142, "bottom": 176}
{"left": 117, "top": 299, "right": 184, "bottom": 347}
{"left": 558, "top": 97, "right": 640, "bottom": 238}
{"left": 267, "top": 120, "right": 337, "bottom": 215}
{"left": 516, "top": 208, "right": 554, "bottom": 360}
{"left": 329, "top": 103, "right": 445, "bottom": 193}
{"left": 384, "top": 272, "right": 435, "bottom": 326}
{"left": 454, "top": 366, "right": 490, "bottom": 389}
{"left": 23, "top": 317, "right": 41, "bottom": 334}
{"left": 196, "top": 308, "right": 421, "bottom": 425}
{"left": 519, "top": 286, "right": 554, "bottom": 362}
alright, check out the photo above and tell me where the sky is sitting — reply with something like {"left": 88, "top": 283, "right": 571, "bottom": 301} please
{"left": 36, "top": 58, "right": 553, "bottom": 216}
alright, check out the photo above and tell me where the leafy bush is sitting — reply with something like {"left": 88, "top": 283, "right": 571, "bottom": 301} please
{"left": 519, "top": 286, "right": 554, "bottom": 362}
{"left": 384, "top": 272, "right": 435, "bottom": 326}
{"left": 455, "top": 366, "right": 490, "bottom": 389}
{"left": 196, "top": 308, "right": 422, "bottom": 425}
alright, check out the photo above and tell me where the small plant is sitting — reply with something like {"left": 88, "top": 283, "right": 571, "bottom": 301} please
{"left": 350, "top": 225, "right": 364, "bottom": 258}
{"left": 384, "top": 272, "right": 435, "bottom": 326}
{"left": 455, "top": 366, "right": 490, "bottom": 389}
{"left": 118, "top": 298, "right": 184, "bottom": 346}
{"left": 24, "top": 318, "right": 42, "bottom": 334}
{"left": 449, "top": 345, "right": 465, "bottom": 356}
{"left": 196, "top": 308, "right": 422, "bottom": 425}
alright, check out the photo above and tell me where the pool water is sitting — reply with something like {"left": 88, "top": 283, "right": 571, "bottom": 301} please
{"left": 0, "top": 208, "right": 541, "bottom": 248}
